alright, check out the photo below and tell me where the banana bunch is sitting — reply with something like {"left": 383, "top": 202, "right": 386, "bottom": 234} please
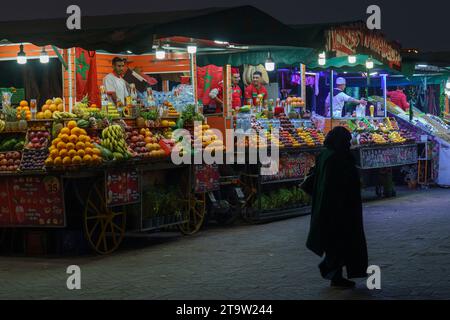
{"left": 52, "top": 111, "right": 78, "bottom": 119}
{"left": 384, "top": 118, "right": 394, "bottom": 131}
{"left": 0, "top": 120, "right": 5, "bottom": 133}
{"left": 371, "top": 133, "right": 387, "bottom": 144}
{"left": 101, "top": 125, "right": 129, "bottom": 155}
{"left": 388, "top": 131, "right": 406, "bottom": 144}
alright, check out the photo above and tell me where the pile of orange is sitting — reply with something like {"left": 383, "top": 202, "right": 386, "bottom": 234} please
{"left": 45, "top": 120, "right": 102, "bottom": 167}
{"left": 16, "top": 101, "right": 32, "bottom": 121}
{"left": 36, "top": 97, "right": 64, "bottom": 120}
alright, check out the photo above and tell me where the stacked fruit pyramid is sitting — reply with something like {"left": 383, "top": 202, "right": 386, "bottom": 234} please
{"left": 36, "top": 98, "right": 65, "bottom": 120}
{"left": 167, "top": 104, "right": 180, "bottom": 117}
{"left": 296, "top": 128, "right": 324, "bottom": 147}
{"left": 193, "top": 124, "right": 224, "bottom": 152}
{"left": 162, "top": 101, "right": 180, "bottom": 118}
{"left": 16, "top": 101, "right": 32, "bottom": 121}
{"left": 45, "top": 120, "right": 102, "bottom": 167}
{"left": 125, "top": 127, "right": 166, "bottom": 159}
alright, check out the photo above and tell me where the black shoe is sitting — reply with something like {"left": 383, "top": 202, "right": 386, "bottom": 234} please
{"left": 330, "top": 278, "right": 356, "bottom": 289}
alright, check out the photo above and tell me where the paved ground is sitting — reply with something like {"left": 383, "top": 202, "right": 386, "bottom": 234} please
{"left": 0, "top": 187, "right": 449, "bottom": 300}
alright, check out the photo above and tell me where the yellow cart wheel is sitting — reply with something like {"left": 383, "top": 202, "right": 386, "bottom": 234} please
{"left": 83, "top": 179, "right": 126, "bottom": 254}
{"left": 178, "top": 192, "right": 206, "bottom": 235}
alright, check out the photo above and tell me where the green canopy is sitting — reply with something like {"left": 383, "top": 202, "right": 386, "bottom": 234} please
{"left": 196, "top": 46, "right": 315, "bottom": 67}
{"left": 308, "top": 54, "right": 384, "bottom": 72}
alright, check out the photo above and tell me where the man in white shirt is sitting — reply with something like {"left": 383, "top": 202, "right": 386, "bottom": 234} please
{"left": 325, "top": 77, "right": 366, "bottom": 117}
{"left": 103, "top": 57, "right": 129, "bottom": 106}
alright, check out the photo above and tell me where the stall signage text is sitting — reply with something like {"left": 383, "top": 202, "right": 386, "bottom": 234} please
{"left": 262, "top": 153, "right": 316, "bottom": 182}
{"left": 106, "top": 169, "right": 140, "bottom": 206}
{"left": 325, "top": 23, "right": 402, "bottom": 70}
{"left": 0, "top": 175, "right": 65, "bottom": 227}
{"left": 194, "top": 164, "right": 220, "bottom": 193}
{"left": 359, "top": 145, "right": 417, "bottom": 169}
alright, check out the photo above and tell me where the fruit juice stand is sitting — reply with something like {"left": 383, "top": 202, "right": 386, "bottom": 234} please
{"left": 376, "top": 70, "right": 450, "bottom": 187}
{"left": 194, "top": 43, "right": 326, "bottom": 221}
{"left": 235, "top": 114, "right": 324, "bottom": 222}
{"left": 308, "top": 70, "right": 419, "bottom": 196}
{"left": 0, "top": 109, "right": 214, "bottom": 254}
{"left": 0, "top": 45, "right": 212, "bottom": 254}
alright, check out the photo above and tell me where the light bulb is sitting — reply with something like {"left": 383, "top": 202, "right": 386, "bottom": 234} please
{"left": 17, "top": 44, "right": 27, "bottom": 64}
{"left": 348, "top": 55, "right": 356, "bottom": 64}
{"left": 155, "top": 48, "right": 165, "bottom": 60}
{"left": 40, "top": 48, "right": 49, "bottom": 63}
{"left": 366, "top": 58, "right": 374, "bottom": 69}
{"left": 318, "top": 52, "right": 326, "bottom": 66}
{"left": 187, "top": 45, "right": 197, "bottom": 54}
{"left": 265, "top": 60, "right": 275, "bottom": 72}
{"left": 446, "top": 81, "right": 450, "bottom": 90}
{"left": 265, "top": 53, "right": 275, "bottom": 71}
{"left": 17, "top": 55, "right": 27, "bottom": 64}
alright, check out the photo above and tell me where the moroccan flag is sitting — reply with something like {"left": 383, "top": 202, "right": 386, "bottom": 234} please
{"left": 197, "top": 65, "right": 222, "bottom": 105}
{"left": 75, "top": 48, "right": 100, "bottom": 106}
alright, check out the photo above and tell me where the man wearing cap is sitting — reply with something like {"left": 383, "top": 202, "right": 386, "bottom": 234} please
{"left": 325, "top": 77, "right": 366, "bottom": 117}
{"left": 209, "top": 68, "right": 242, "bottom": 112}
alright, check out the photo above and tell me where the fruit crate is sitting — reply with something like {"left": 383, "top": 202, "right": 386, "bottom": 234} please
{"left": 19, "top": 148, "right": 48, "bottom": 172}
{"left": 0, "top": 151, "right": 22, "bottom": 172}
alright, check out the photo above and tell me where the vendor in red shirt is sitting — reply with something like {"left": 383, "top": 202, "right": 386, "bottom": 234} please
{"left": 209, "top": 68, "right": 242, "bottom": 112}
{"left": 245, "top": 71, "right": 268, "bottom": 107}
{"left": 387, "top": 86, "right": 410, "bottom": 111}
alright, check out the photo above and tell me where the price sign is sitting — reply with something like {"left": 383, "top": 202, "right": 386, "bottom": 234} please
{"left": 194, "top": 164, "right": 220, "bottom": 193}
{"left": 262, "top": 152, "right": 316, "bottom": 182}
{"left": 357, "top": 144, "right": 418, "bottom": 169}
{"left": 0, "top": 175, "right": 65, "bottom": 227}
{"left": 106, "top": 169, "right": 140, "bottom": 207}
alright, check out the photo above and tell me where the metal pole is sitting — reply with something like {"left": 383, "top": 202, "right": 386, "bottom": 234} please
{"left": 330, "top": 69, "right": 334, "bottom": 119}
{"left": 383, "top": 74, "right": 387, "bottom": 118}
{"left": 300, "top": 64, "right": 306, "bottom": 101}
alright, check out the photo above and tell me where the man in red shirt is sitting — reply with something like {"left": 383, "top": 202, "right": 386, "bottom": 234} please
{"left": 387, "top": 87, "right": 410, "bottom": 111}
{"left": 209, "top": 68, "right": 242, "bottom": 112}
{"left": 245, "top": 71, "right": 268, "bottom": 107}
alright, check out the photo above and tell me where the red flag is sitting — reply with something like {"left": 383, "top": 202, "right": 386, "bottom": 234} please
{"left": 197, "top": 65, "right": 222, "bottom": 105}
{"left": 75, "top": 48, "right": 100, "bottom": 106}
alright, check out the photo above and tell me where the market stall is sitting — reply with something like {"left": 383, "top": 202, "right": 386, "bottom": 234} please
{"left": 378, "top": 61, "right": 450, "bottom": 186}
{"left": 303, "top": 23, "right": 420, "bottom": 196}
{"left": 0, "top": 42, "right": 217, "bottom": 254}
{"left": 194, "top": 44, "right": 324, "bottom": 222}
{"left": 0, "top": 6, "right": 313, "bottom": 253}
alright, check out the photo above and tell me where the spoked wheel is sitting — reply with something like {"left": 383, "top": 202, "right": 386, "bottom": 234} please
{"left": 178, "top": 192, "right": 206, "bottom": 235}
{"left": 83, "top": 179, "right": 126, "bottom": 254}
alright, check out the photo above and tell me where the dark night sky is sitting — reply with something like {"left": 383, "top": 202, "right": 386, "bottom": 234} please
{"left": 1, "top": 0, "right": 449, "bottom": 51}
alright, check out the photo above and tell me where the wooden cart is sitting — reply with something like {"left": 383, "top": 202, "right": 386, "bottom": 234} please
{"left": 0, "top": 159, "right": 206, "bottom": 255}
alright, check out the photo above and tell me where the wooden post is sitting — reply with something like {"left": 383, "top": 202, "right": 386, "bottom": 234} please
{"left": 189, "top": 53, "right": 198, "bottom": 111}
{"left": 223, "top": 65, "right": 231, "bottom": 118}
{"left": 162, "top": 81, "right": 169, "bottom": 92}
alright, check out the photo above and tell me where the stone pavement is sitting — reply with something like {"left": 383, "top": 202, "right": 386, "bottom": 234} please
{"left": 0, "top": 187, "right": 449, "bottom": 300}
